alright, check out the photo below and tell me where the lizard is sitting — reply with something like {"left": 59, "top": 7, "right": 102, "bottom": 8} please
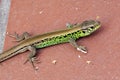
{"left": 0, "top": 20, "right": 101, "bottom": 69}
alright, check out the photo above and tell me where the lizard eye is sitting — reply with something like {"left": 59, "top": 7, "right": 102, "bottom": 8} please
{"left": 91, "top": 26, "right": 94, "bottom": 29}
{"left": 82, "top": 30, "right": 86, "bottom": 33}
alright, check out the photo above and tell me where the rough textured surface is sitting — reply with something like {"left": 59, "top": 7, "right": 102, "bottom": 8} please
{"left": 0, "top": 0, "right": 11, "bottom": 52}
{"left": 0, "top": 0, "right": 120, "bottom": 80}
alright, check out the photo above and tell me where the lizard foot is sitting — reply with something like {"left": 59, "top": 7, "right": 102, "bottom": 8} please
{"left": 24, "top": 57, "right": 40, "bottom": 70}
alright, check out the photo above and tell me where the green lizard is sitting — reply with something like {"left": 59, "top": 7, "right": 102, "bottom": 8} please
{"left": 0, "top": 20, "right": 101, "bottom": 69}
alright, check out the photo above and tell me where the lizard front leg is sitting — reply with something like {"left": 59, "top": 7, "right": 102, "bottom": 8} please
{"left": 66, "top": 23, "right": 79, "bottom": 28}
{"left": 68, "top": 38, "right": 87, "bottom": 53}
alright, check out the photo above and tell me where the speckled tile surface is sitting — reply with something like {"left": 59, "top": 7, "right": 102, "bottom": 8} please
{"left": 0, "top": 0, "right": 120, "bottom": 80}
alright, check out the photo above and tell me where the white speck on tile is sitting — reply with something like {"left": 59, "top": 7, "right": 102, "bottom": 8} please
{"left": 86, "top": 60, "right": 91, "bottom": 64}
{"left": 96, "top": 16, "right": 100, "bottom": 20}
{"left": 52, "top": 60, "right": 57, "bottom": 64}
{"left": 78, "top": 55, "right": 81, "bottom": 58}
{"left": 75, "top": 7, "right": 78, "bottom": 10}
{"left": 39, "top": 11, "right": 43, "bottom": 14}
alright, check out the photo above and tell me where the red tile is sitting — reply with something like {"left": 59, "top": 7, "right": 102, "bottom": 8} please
{"left": 0, "top": 0, "right": 120, "bottom": 80}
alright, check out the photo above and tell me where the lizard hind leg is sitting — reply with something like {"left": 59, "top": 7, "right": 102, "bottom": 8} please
{"left": 7, "top": 32, "right": 31, "bottom": 42}
{"left": 24, "top": 46, "right": 40, "bottom": 70}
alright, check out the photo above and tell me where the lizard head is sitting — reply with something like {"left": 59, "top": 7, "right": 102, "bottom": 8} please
{"left": 80, "top": 20, "right": 101, "bottom": 36}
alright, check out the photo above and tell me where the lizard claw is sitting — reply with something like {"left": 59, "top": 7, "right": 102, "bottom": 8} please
{"left": 77, "top": 46, "right": 87, "bottom": 53}
{"left": 7, "top": 32, "right": 18, "bottom": 38}
{"left": 24, "top": 57, "right": 40, "bottom": 70}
